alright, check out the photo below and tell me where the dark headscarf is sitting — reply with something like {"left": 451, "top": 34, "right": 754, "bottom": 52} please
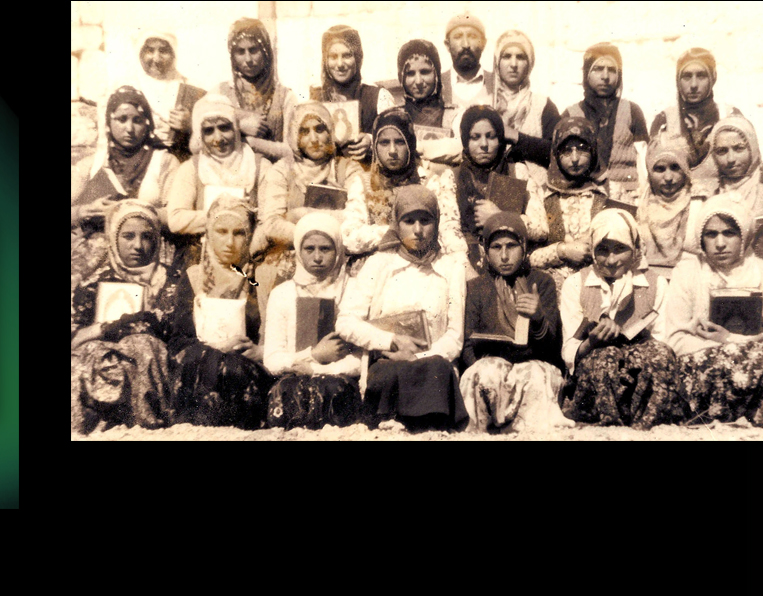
{"left": 379, "top": 185, "right": 441, "bottom": 266}
{"left": 105, "top": 85, "right": 159, "bottom": 195}
{"left": 397, "top": 40, "right": 445, "bottom": 127}
{"left": 676, "top": 48, "right": 720, "bottom": 167}
{"left": 482, "top": 212, "right": 531, "bottom": 338}
{"left": 581, "top": 42, "right": 624, "bottom": 169}
{"left": 227, "top": 18, "right": 276, "bottom": 114}
{"left": 547, "top": 117, "right": 603, "bottom": 194}
{"left": 319, "top": 25, "right": 364, "bottom": 102}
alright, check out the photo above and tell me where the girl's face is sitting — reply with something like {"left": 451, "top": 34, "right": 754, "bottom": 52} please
{"left": 713, "top": 131, "right": 753, "bottom": 182}
{"left": 375, "top": 128, "right": 410, "bottom": 172}
{"left": 140, "top": 38, "right": 174, "bottom": 79}
{"left": 679, "top": 63, "right": 713, "bottom": 105}
{"left": 300, "top": 232, "right": 337, "bottom": 280}
{"left": 498, "top": 45, "right": 531, "bottom": 90}
{"left": 110, "top": 103, "right": 149, "bottom": 150}
{"left": 209, "top": 213, "right": 251, "bottom": 266}
{"left": 327, "top": 41, "right": 358, "bottom": 85}
{"left": 398, "top": 210, "right": 437, "bottom": 254}
{"left": 298, "top": 116, "right": 333, "bottom": 162}
{"left": 117, "top": 217, "right": 157, "bottom": 268}
{"left": 403, "top": 56, "right": 437, "bottom": 101}
{"left": 702, "top": 215, "right": 743, "bottom": 270}
{"left": 468, "top": 119, "right": 501, "bottom": 166}
{"left": 587, "top": 57, "right": 619, "bottom": 98}
{"left": 594, "top": 238, "right": 635, "bottom": 282}
{"left": 651, "top": 157, "right": 688, "bottom": 199}
{"left": 202, "top": 117, "right": 236, "bottom": 159}
{"left": 487, "top": 231, "right": 524, "bottom": 277}
{"left": 232, "top": 38, "right": 267, "bottom": 79}
{"left": 558, "top": 138, "right": 593, "bottom": 177}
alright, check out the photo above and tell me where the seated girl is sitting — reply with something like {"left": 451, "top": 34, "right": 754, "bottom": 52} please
{"left": 529, "top": 117, "right": 609, "bottom": 297}
{"left": 460, "top": 212, "right": 570, "bottom": 433}
{"left": 336, "top": 185, "right": 468, "bottom": 432}
{"left": 167, "top": 94, "right": 271, "bottom": 271}
{"left": 342, "top": 107, "right": 466, "bottom": 265}
{"left": 264, "top": 213, "right": 362, "bottom": 430}
{"left": 666, "top": 196, "right": 763, "bottom": 427}
{"left": 454, "top": 105, "right": 548, "bottom": 275}
{"left": 71, "top": 201, "right": 181, "bottom": 434}
{"left": 636, "top": 135, "right": 704, "bottom": 277}
{"left": 709, "top": 116, "right": 763, "bottom": 217}
{"left": 559, "top": 209, "right": 686, "bottom": 429}
{"left": 72, "top": 86, "right": 180, "bottom": 287}
{"left": 168, "top": 196, "right": 273, "bottom": 430}
{"left": 257, "top": 102, "right": 366, "bottom": 313}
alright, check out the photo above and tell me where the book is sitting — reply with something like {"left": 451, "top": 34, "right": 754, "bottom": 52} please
{"left": 95, "top": 282, "right": 144, "bottom": 323}
{"left": 710, "top": 289, "right": 763, "bottom": 335}
{"left": 604, "top": 198, "right": 639, "bottom": 218}
{"left": 168, "top": 83, "right": 207, "bottom": 145}
{"left": 414, "top": 125, "right": 454, "bottom": 143}
{"left": 470, "top": 318, "right": 530, "bottom": 348}
{"left": 304, "top": 184, "right": 348, "bottom": 210}
{"left": 572, "top": 310, "right": 660, "bottom": 343}
{"left": 203, "top": 185, "right": 246, "bottom": 214}
{"left": 322, "top": 100, "right": 360, "bottom": 147}
{"left": 369, "top": 310, "right": 432, "bottom": 351}
{"left": 296, "top": 298, "right": 336, "bottom": 352}
{"left": 74, "top": 167, "right": 127, "bottom": 207}
{"left": 485, "top": 172, "right": 529, "bottom": 215}
{"left": 194, "top": 296, "right": 247, "bottom": 345}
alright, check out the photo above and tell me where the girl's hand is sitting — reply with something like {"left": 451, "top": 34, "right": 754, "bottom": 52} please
{"left": 169, "top": 107, "right": 192, "bottom": 133}
{"left": 516, "top": 283, "right": 543, "bottom": 322}
{"left": 344, "top": 134, "right": 372, "bottom": 160}
{"left": 589, "top": 318, "right": 621, "bottom": 347}
{"left": 311, "top": 332, "right": 350, "bottom": 365}
{"left": 474, "top": 200, "right": 503, "bottom": 228}
{"left": 241, "top": 344, "right": 264, "bottom": 363}
{"left": 697, "top": 319, "right": 731, "bottom": 344}
{"left": 79, "top": 197, "right": 118, "bottom": 220}
{"left": 212, "top": 336, "right": 253, "bottom": 354}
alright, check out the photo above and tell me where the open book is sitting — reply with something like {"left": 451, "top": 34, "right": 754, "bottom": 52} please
{"left": 95, "top": 282, "right": 144, "bottom": 323}
{"left": 304, "top": 184, "right": 348, "bottom": 210}
{"left": 369, "top": 310, "right": 432, "bottom": 352}
{"left": 194, "top": 296, "right": 247, "bottom": 345}
{"left": 485, "top": 172, "right": 529, "bottom": 215}
{"left": 710, "top": 289, "right": 763, "bottom": 335}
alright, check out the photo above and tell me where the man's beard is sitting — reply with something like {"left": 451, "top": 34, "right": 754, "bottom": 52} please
{"left": 455, "top": 49, "right": 480, "bottom": 71}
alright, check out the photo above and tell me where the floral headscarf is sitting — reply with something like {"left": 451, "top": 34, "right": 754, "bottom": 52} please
{"left": 547, "top": 117, "right": 603, "bottom": 194}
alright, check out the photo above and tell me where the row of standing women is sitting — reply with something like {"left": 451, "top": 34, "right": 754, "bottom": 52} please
{"left": 71, "top": 16, "right": 763, "bottom": 434}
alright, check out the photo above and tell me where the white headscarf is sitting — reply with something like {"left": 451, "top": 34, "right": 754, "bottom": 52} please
{"left": 292, "top": 212, "right": 347, "bottom": 299}
{"left": 710, "top": 116, "right": 763, "bottom": 214}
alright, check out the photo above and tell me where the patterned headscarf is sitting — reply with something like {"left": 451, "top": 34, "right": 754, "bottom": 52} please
{"left": 105, "top": 86, "right": 158, "bottom": 195}
{"left": 493, "top": 30, "right": 536, "bottom": 132}
{"left": 106, "top": 200, "right": 167, "bottom": 309}
{"left": 227, "top": 18, "right": 276, "bottom": 114}
{"left": 293, "top": 212, "right": 347, "bottom": 298}
{"left": 397, "top": 39, "right": 446, "bottom": 127}
{"left": 379, "top": 184, "right": 441, "bottom": 266}
{"left": 320, "top": 25, "right": 364, "bottom": 102}
{"left": 547, "top": 117, "right": 603, "bottom": 194}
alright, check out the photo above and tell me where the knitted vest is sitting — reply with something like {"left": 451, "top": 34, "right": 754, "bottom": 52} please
{"left": 569, "top": 99, "right": 637, "bottom": 184}
{"left": 521, "top": 93, "right": 550, "bottom": 187}
{"left": 579, "top": 266, "right": 659, "bottom": 331}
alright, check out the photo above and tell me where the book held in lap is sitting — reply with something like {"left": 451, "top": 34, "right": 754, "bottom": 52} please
{"left": 95, "top": 282, "right": 145, "bottom": 323}
{"left": 368, "top": 310, "right": 432, "bottom": 351}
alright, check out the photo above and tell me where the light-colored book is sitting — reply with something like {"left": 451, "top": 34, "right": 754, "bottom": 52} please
{"left": 322, "top": 100, "right": 360, "bottom": 147}
{"left": 194, "top": 296, "right": 247, "bottom": 345}
{"left": 203, "top": 185, "right": 246, "bottom": 214}
{"left": 95, "top": 282, "right": 144, "bottom": 323}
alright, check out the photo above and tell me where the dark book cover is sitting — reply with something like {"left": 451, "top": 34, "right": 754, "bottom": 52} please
{"left": 369, "top": 310, "right": 432, "bottom": 351}
{"left": 710, "top": 290, "right": 763, "bottom": 336}
{"left": 168, "top": 83, "right": 206, "bottom": 145}
{"left": 604, "top": 198, "right": 639, "bottom": 218}
{"left": 304, "top": 184, "right": 348, "bottom": 210}
{"left": 486, "top": 172, "right": 529, "bottom": 215}
{"left": 73, "top": 167, "right": 125, "bottom": 207}
{"left": 296, "top": 297, "right": 336, "bottom": 351}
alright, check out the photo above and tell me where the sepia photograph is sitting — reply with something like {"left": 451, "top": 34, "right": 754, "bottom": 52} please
{"left": 71, "top": 1, "right": 763, "bottom": 441}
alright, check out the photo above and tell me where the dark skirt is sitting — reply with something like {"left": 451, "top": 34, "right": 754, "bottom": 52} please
{"left": 560, "top": 339, "right": 688, "bottom": 430}
{"left": 364, "top": 356, "right": 469, "bottom": 430}
{"left": 267, "top": 374, "right": 361, "bottom": 430}
{"left": 678, "top": 339, "right": 763, "bottom": 427}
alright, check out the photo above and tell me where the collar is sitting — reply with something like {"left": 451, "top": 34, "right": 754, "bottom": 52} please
{"left": 388, "top": 251, "right": 449, "bottom": 276}
{"left": 454, "top": 67, "right": 486, "bottom": 85}
{"left": 584, "top": 270, "right": 650, "bottom": 288}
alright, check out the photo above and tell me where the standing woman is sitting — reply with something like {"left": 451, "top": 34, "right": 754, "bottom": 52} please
{"left": 311, "top": 25, "right": 396, "bottom": 163}
{"left": 210, "top": 18, "right": 298, "bottom": 163}
{"left": 562, "top": 42, "right": 649, "bottom": 204}
{"left": 265, "top": 213, "right": 362, "bottom": 430}
{"left": 460, "top": 213, "right": 568, "bottom": 433}
{"left": 559, "top": 210, "right": 685, "bottom": 430}
{"left": 341, "top": 107, "right": 467, "bottom": 262}
{"left": 168, "top": 196, "right": 273, "bottom": 430}
{"left": 71, "top": 202, "right": 181, "bottom": 434}
{"left": 454, "top": 105, "right": 548, "bottom": 274}
{"left": 666, "top": 196, "right": 763, "bottom": 427}
{"left": 166, "top": 94, "right": 270, "bottom": 271}
{"left": 651, "top": 48, "right": 743, "bottom": 198}
{"left": 72, "top": 86, "right": 180, "bottom": 288}
{"left": 336, "top": 186, "right": 469, "bottom": 432}
{"left": 709, "top": 116, "right": 763, "bottom": 217}
{"left": 493, "top": 30, "right": 561, "bottom": 179}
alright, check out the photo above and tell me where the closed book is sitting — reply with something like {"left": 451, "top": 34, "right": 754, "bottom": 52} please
{"left": 304, "top": 184, "right": 348, "bottom": 210}
{"left": 604, "top": 198, "right": 639, "bottom": 218}
{"left": 74, "top": 167, "right": 126, "bottom": 207}
{"left": 621, "top": 309, "right": 659, "bottom": 341}
{"left": 322, "top": 100, "right": 360, "bottom": 147}
{"left": 168, "top": 83, "right": 206, "bottom": 145}
{"left": 194, "top": 296, "right": 247, "bottom": 345}
{"left": 414, "top": 125, "right": 454, "bottom": 143}
{"left": 95, "top": 282, "right": 144, "bottom": 323}
{"left": 296, "top": 298, "right": 336, "bottom": 352}
{"left": 486, "top": 172, "right": 529, "bottom": 215}
{"left": 710, "top": 289, "right": 763, "bottom": 336}
{"left": 470, "top": 322, "right": 529, "bottom": 348}
{"left": 369, "top": 310, "right": 432, "bottom": 351}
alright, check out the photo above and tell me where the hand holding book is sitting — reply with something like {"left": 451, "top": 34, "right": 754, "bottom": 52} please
{"left": 382, "top": 334, "right": 429, "bottom": 362}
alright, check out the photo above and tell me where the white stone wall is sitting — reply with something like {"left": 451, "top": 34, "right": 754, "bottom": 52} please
{"left": 72, "top": 0, "right": 763, "bottom": 136}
